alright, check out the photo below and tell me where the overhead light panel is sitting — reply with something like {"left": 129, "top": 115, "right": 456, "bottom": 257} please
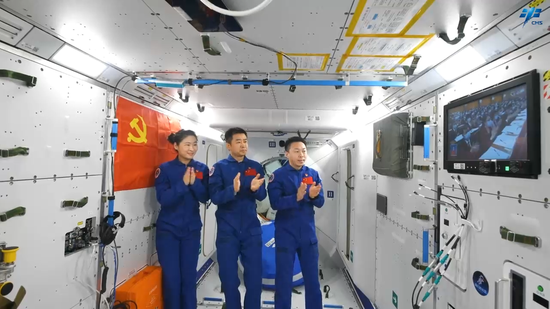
{"left": 470, "top": 27, "right": 516, "bottom": 62}
{"left": 51, "top": 44, "right": 108, "bottom": 79}
{"left": 434, "top": 45, "right": 486, "bottom": 82}
{"left": 329, "top": 130, "right": 356, "bottom": 147}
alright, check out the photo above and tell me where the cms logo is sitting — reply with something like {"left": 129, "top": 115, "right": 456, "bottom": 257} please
{"left": 520, "top": 7, "right": 543, "bottom": 26}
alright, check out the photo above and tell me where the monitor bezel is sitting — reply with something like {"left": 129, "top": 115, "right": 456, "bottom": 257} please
{"left": 443, "top": 69, "right": 541, "bottom": 178}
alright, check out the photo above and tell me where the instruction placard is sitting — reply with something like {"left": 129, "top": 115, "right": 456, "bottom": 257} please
{"left": 339, "top": 56, "right": 402, "bottom": 72}
{"left": 278, "top": 53, "right": 330, "bottom": 71}
{"left": 349, "top": 36, "right": 427, "bottom": 56}
{"left": 348, "top": 0, "right": 431, "bottom": 36}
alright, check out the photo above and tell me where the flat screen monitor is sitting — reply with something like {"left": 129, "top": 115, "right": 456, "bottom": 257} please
{"left": 443, "top": 70, "right": 541, "bottom": 178}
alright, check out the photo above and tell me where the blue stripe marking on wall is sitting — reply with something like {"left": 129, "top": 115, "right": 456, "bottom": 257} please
{"left": 196, "top": 258, "right": 214, "bottom": 283}
{"left": 423, "top": 126, "right": 430, "bottom": 159}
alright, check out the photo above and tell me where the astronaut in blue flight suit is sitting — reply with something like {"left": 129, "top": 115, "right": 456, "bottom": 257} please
{"left": 154, "top": 129, "right": 210, "bottom": 309}
{"left": 208, "top": 127, "right": 267, "bottom": 309}
{"left": 267, "top": 136, "right": 325, "bottom": 309}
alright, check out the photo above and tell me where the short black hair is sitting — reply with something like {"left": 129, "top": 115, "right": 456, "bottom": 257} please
{"left": 285, "top": 136, "right": 306, "bottom": 152}
{"left": 224, "top": 127, "right": 247, "bottom": 144}
{"left": 168, "top": 129, "right": 197, "bottom": 145}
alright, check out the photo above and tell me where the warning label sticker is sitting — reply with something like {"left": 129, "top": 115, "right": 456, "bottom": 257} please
{"left": 543, "top": 70, "right": 550, "bottom": 100}
{"left": 279, "top": 54, "right": 329, "bottom": 71}
{"left": 350, "top": 37, "right": 426, "bottom": 56}
{"left": 340, "top": 56, "right": 402, "bottom": 71}
{"left": 350, "top": 0, "right": 429, "bottom": 35}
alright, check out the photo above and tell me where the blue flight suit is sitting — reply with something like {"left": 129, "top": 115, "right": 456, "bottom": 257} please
{"left": 155, "top": 157, "right": 210, "bottom": 309}
{"left": 267, "top": 163, "right": 325, "bottom": 309}
{"left": 209, "top": 155, "right": 267, "bottom": 309}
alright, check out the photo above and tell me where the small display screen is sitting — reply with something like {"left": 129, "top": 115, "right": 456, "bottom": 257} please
{"left": 534, "top": 294, "right": 549, "bottom": 308}
{"left": 447, "top": 84, "right": 528, "bottom": 161}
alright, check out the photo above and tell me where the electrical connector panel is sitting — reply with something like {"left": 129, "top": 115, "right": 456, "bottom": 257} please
{"left": 64, "top": 217, "right": 96, "bottom": 256}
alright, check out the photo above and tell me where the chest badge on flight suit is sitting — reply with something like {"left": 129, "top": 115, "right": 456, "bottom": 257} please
{"left": 245, "top": 167, "right": 257, "bottom": 176}
{"left": 302, "top": 175, "right": 314, "bottom": 185}
{"left": 195, "top": 171, "right": 204, "bottom": 180}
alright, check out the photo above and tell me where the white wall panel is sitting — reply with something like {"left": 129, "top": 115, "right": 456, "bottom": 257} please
{"left": 374, "top": 213, "right": 434, "bottom": 309}
{"left": 335, "top": 142, "right": 358, "bottom": 273}
{"left": 435, "top": 38, "right": 550, "bottom": 309}
{"left": 0, "top": 47, "right": 106, "bottom": 309}
{"left": 310, "top": 144, "right": 339, "bottom": 268}
{"left": 336, "top": 147, "right": 349, "bottom": 268}
{"left": 0, "top": 44, "right": 227, "bottom": 308}
{"left": 200, "top": 139, "right": 224, "bottom": 260}
{"left": 0, "top": 49, "right": 106, "bottom": 181}
{"left": 349, "top": 124, "right": 378, "bottom": 302}
{"left": 436, "top": 194, "right": 550, "bottom": 309}
{"left": 102, "top": 188, "right": 159, "bottom": 293}
{"left": 0, "top": 176, "right": 102, "bottom": 309}
{"left": 370, "top": 97, "right": 437, "bottom": 308}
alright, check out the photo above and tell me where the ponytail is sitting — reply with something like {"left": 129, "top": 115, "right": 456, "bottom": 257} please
{"left": 167, "top": 129, "right": 197, "bottom": 146}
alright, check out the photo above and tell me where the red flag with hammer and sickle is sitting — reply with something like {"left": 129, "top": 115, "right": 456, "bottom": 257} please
{"left": 114, "top": 97, "right": 181, "bottom": 191}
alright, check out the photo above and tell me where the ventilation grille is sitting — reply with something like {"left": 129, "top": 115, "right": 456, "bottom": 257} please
{"left": 0, "top": 10, "right": 33, "bottom": 46}
{"left": 133, "top": 85, "right": 173, "bottom": 107}
{"left": 305, "top": 140, "right": 324, "bottom": 148}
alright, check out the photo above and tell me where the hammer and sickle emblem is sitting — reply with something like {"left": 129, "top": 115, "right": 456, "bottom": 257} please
{"left": 127, "top": 115, "right": 148, "bottom": 144}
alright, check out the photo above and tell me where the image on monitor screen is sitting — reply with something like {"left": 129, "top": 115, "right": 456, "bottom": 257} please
{"left": 447, "top": 84, "right": 528, "bottom": 161}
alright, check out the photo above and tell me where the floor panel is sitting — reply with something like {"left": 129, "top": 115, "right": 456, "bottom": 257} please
{"left": 196, "top": 255, "right": 360, "bottom": 309}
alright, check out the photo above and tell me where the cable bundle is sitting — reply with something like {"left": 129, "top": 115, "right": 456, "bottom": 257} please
{"left": 412, "top": 225, "right": 464, "bottom": 308}
{"left": 413, "top": 175, "right": 470, "bottom": 220}
{"left": 411, "top": 175, "right": 471, "bottom": 308}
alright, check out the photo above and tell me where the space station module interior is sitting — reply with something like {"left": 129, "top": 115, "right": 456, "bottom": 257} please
{"left": 0, "top": 0, "right": 550, "bottom": 308}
